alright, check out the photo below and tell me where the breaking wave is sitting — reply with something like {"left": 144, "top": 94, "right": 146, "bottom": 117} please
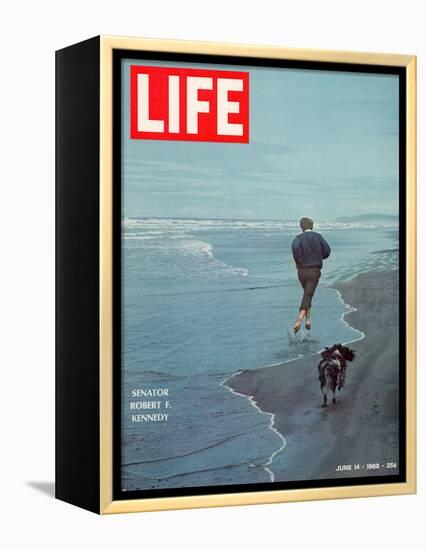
{"left": 123, "top": 222, "right": 248, "bottom": 281}
{"left": 123, "top": 216, "right": 398, "bottom": 233}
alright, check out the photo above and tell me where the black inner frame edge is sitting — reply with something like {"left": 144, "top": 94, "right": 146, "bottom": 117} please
{"left": 112, "top": 48, "right": 407, "bottom": 501}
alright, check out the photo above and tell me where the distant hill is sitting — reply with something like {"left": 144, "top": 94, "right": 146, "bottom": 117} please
{"left": 335, "top": 213, "right": 398, "bottom": 223}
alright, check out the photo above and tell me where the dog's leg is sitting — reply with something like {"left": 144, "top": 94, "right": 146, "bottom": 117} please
{"left": 322, "top": 392, "right": 328, "bottom": 407}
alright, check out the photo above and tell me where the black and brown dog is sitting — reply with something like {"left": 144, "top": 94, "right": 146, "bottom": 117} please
{"left": 318, "top": 344, "right": 356, "bottom": 407}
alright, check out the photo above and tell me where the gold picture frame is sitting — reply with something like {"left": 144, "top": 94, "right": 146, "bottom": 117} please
{"left": 56, "top": 36, "right": 416, "bottom": 514}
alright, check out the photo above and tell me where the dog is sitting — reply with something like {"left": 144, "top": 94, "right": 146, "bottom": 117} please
{"left": 318, "top": 344, "right": 355, "bottom": 407}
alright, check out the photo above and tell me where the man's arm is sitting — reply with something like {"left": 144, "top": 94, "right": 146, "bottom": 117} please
{"left": 292, "top": 236, "right": 302, "bottom": 267}
{"left": 320, "top": 235, "right": 331, "bottom": 259}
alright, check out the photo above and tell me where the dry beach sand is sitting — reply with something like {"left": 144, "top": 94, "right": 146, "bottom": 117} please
{"left": 225, "top": 269, "right": 400, "bottom": 481}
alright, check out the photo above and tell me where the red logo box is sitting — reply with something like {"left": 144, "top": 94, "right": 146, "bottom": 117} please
{"left": 130, "top": 65, "right": 249, "bottom": 143}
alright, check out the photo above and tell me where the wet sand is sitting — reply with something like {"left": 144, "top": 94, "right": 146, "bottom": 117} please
{"left": 225, "top": 269, "right": 400, "bottom": 481}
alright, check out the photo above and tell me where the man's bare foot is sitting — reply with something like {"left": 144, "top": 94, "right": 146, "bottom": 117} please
{"left": 305, "top": 308, "right": 311, "bottom": 330}
{"left": 294, "top": 309, "right": 306, "bottom": 333}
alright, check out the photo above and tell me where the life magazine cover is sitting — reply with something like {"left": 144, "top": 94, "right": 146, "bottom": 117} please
{"left": 119, "top": 57, "right": 401, "bottom": 493}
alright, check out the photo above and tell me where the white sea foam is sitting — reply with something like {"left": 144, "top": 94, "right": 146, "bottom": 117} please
{"left": 176, "top": 238, "right": 249, "bottom": 277}
{"left": 220, "top": 373, "right": 286, "bottom": 483}
{"left": 124, "top": 227, "right": 249, "bottom": 280}
{"left": 123, "top": 217, "right": 398, "bottom": 234}
{"left": 332, "top": 288, "right": 366, "bottom": 346}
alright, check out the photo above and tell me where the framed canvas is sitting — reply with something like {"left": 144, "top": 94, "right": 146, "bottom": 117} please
{"left": 55, "top": 36, "right": 416, "bottom": 514}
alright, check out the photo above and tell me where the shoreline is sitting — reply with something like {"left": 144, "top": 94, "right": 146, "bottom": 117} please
{"left": 220, "top": 375, "right": 287, "bottom": 482}
{"left": 332, "top": 286, "right": 366, "bottom": 345}
{"left": 224, "top": 268, "right": 400, "bottom": 482}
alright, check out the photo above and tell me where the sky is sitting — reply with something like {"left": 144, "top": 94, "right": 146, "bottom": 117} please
{"left": 122, "top": 58, "right": 399, "bottom": 221}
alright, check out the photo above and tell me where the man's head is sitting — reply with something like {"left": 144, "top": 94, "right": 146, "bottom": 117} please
{"left": 300, "top": 217, "right": 314, "bottom": 231}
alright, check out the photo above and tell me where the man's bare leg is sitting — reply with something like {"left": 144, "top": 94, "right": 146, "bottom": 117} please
{"left": 305, "top": 308, "right": 311, "bottom": 330}
{"left": 294, "top": 309, "right": 306, "bottom": 333}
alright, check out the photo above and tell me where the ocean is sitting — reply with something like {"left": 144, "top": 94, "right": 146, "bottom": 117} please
{"left": 120, "top": 218, "right": 398, "bottom": 491}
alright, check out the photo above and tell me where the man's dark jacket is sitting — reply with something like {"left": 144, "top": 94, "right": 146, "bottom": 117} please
{"left": 292, "top": 230, "right": 331, "bottom": 268}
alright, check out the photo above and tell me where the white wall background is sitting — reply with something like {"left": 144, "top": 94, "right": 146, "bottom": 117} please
{"left": 0, "top": 1, "right": 423, "bottom": 548}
